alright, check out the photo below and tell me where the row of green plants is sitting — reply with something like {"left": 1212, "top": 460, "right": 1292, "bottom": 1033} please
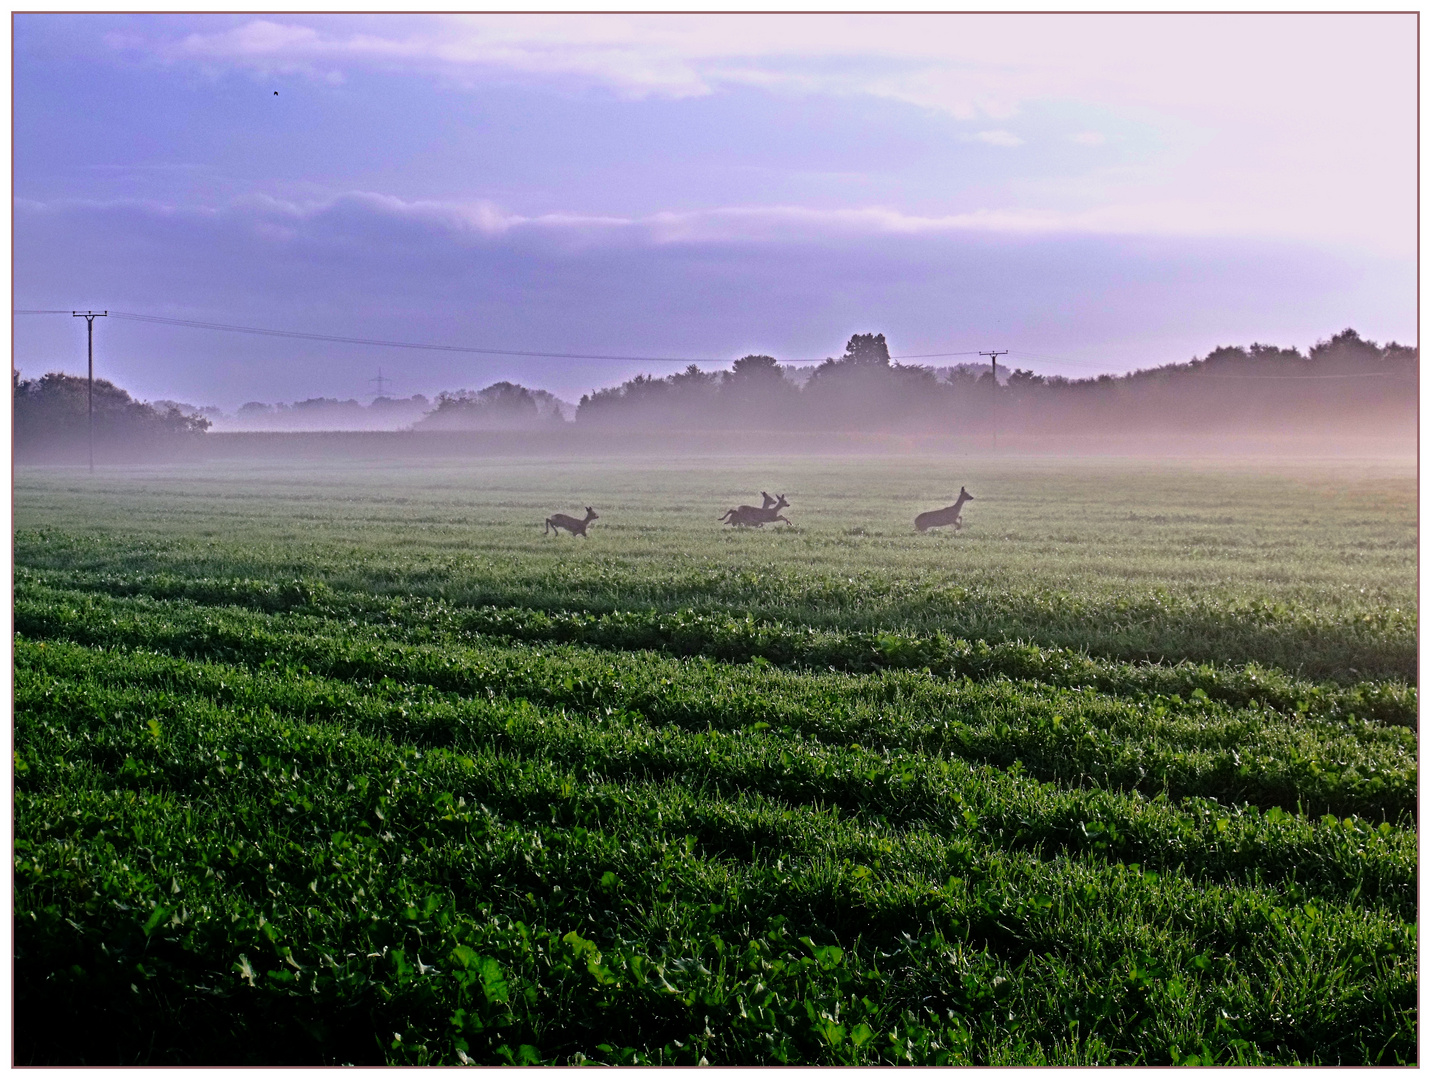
{"left": 18, "top": 567, "right": 1417, "bottom": 723}
{"left": 16, "top": 646, "right": 1415, "bottom": 1064}
{"left": 14, "top": 533, "right": 1415, "bottom": 682}
{"left": 15, "top": 589, "right": 1415, "bottom": 820}
{"left": 16, "top": 638, "right": 1415, "bottom": 912}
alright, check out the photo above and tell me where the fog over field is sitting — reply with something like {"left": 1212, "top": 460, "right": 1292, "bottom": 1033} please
{"left": 12, "top": 12, "right": 1418, "bottom": 1068}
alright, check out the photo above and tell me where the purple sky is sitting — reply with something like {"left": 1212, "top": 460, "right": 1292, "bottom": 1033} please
{"left": 13, "top": 13, "right": 1416, "bottom": 410}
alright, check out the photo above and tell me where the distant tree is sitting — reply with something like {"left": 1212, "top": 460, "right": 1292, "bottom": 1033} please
{"left": 842, "top": 333, "right": 891, "bottom": 366}
{"left": 413, "top": 381, "right": 565, "bottom": 431}
{"left": 1006, "top": 368, "right": 1045, "bottom": 401}
{"left": 1308, "top": 328, "right": 1386, "bottom": 369}
{"left": 566, "top": 328, "right": 1414, "bottom": 438}
{"left": 14, "top": 370, "right": 209, "bottom": 461}
{"left": 720, "top": 354, "right": 797, "bottom": 427}
{"left": 801, "top": 334, "right": 951, "bottom": 428}
{"left": 369, "top": 394, "right": 430, "bottom": 412}
{"left": 1247, "top": 343, "right": 1303, "bottom": 364}
{"left": 728, "top": 354, "right": 783, "bottom": 383}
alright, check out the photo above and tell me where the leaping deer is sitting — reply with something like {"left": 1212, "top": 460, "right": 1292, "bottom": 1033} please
{"left": 721, "top": 493, "right": 792, "bottom": 527}
{"left": 914, "top": 487, "right": 974, "bottom": 532}
{"left": 545, "top": 507, "right": 599, "bottom": 537}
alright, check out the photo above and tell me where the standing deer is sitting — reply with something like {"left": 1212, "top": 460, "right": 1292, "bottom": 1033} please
{"left": 721, "top": 493, "right": 792, "bottom": 527}
{"left": 545, "top": 507, "right": 599, "bottom": 537}
{"left": 914, "top": 487, "right": 974, "bottom": 532}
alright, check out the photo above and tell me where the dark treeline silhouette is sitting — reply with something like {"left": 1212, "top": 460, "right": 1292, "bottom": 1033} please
{"left": 576, "top": 330, "right": 1416, "bottom": 436}
{"left": 230, "top": 394, "right": 431, "bottom": 431}
{"left": 412, "top": 382, "right": 569, "bottom": 431}
{"left": 14, "top": 371, "right": 210, "bottom": 463}
{"left": 15, "top": 329, "right": 1415, "bottom": 459}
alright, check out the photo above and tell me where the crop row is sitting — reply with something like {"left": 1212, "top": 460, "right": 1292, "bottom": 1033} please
{"left": 16, "top": 590, "right": 1416, "bottom": 820}
{"left": 16, "top": 638, "right": 1415, "bottom": 914}
{"left": 14, "top": 533, "right": 1415, "bottom": 681}
{"left": 17, "top": 568, "right": 1416, "bottom": 725}
{"left": 15, "top": 671, "right": 1416, "bottom": 1065}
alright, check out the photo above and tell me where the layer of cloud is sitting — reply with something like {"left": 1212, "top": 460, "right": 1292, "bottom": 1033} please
{"left": 19, "top": 187, "right": 1390, "bottom": 255}
{"left": 91, "top": 13, "right": 1415, "bottom": 257}
{"left": 108, "top": 14, "right": 1414, "bottom": 122}
{"left": 971, "top": 130, "right": 1023, "bottom": 147}
{"left": 14, "top": 189, "right": 1414, "bottom": 410}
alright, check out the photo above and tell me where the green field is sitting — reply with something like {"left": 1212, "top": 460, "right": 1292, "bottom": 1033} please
{"left": 13, "top": 453, "right": 1417, "bottom": 1064}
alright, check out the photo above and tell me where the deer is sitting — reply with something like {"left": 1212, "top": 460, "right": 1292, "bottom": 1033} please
{"left": 545, "top": 507, "right": 599, "bottom": 537}
{"left": 721, "top": 493, "right": 792, "bottom": 528}
{"left": 914, "top": 487, "right": 974, "bottom": 532}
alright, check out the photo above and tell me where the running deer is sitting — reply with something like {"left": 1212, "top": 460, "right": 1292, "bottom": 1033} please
{"left": 720, "top": 493, "right": 792, "bottom": 527}
{"left": 914, "top": 487, "right": 974, "bottom": 532}
{"left": 545, "top": 507, "right": 599, "bottom": 537}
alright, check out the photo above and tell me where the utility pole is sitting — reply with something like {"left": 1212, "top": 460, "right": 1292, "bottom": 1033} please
{"left": 369, "top": 368, "right": 392, "bottom": 398}
{"left": 72, "top": 311, "right": 108, "bottom": 473}
{"left": 979, "top": 350, "right": 1007, "bottom": 451}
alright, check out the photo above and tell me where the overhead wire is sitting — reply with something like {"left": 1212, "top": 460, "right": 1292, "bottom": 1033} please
{"left": 14, "top": 309, "right": 1412, "bottom": 379}
{"left": 13, "top": 309, "right": 984, "bottom": 365}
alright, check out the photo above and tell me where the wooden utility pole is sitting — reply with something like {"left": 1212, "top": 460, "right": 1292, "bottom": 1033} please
{"left": 72, "top": 311, "right": 108, "bottom": 473}
{"left": 980, "top": 349, "right": 1007, "bottom": 450}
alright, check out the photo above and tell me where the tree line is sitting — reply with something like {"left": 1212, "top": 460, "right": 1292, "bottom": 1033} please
{"left": 14, "top": 329, "right": 1416, "bottom": 460}
{"left": 13, "top": 371, "right": 211, "bottom": 462}
{"left": 573, "top": 330, "right": 1417, "bottom": 435}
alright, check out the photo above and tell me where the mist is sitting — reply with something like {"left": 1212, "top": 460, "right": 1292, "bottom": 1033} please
{"left": 14, "top": 328, "right": 1415, "bottom": 467}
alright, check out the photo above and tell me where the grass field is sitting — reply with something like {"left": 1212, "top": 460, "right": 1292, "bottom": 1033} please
{"left": 13, "top": 452, "right": 1417, "bottom": 1064}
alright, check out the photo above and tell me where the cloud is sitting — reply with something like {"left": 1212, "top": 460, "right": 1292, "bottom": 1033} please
{"left": 133, "top": 17, "right": 723, "bottom": 99}
{"left": 95, "top": 15, "right": 1413, "bottom": 262}
{"left": 971, "top": 130, "right": 1023, "bottom": 147}
{"left": 15, "top": 186, "right": 1411, "bottom": 410}
{"left": 109, "top": 14, "right": 1412, "bottom": 122}
{"left": 20, "top": 190, "right": 1310, "bottom": 255}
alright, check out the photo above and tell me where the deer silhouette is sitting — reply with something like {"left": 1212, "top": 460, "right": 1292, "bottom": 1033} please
{"left": 721, "top": 493, "right": 792, "bottom": 528}
{"left": 914, "top": 487, "right": 974, "bottom": 532}
{"left": 545, "top": 507, "right": 599, "bottom": 537}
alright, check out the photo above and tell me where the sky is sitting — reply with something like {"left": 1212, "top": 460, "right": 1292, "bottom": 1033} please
{"left": 12, "top": 12, "right": 1418, "bottom": 410}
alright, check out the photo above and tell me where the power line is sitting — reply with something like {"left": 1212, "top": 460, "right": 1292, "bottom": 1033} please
{"left": 1006, "top": 349, "right": 1122, "bottom": 370}
{"left": 14, "top": 308, "right": 983, "bottom": 365}
{"left": 15, "top": 309, "right": 1413, "bottom": 380}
